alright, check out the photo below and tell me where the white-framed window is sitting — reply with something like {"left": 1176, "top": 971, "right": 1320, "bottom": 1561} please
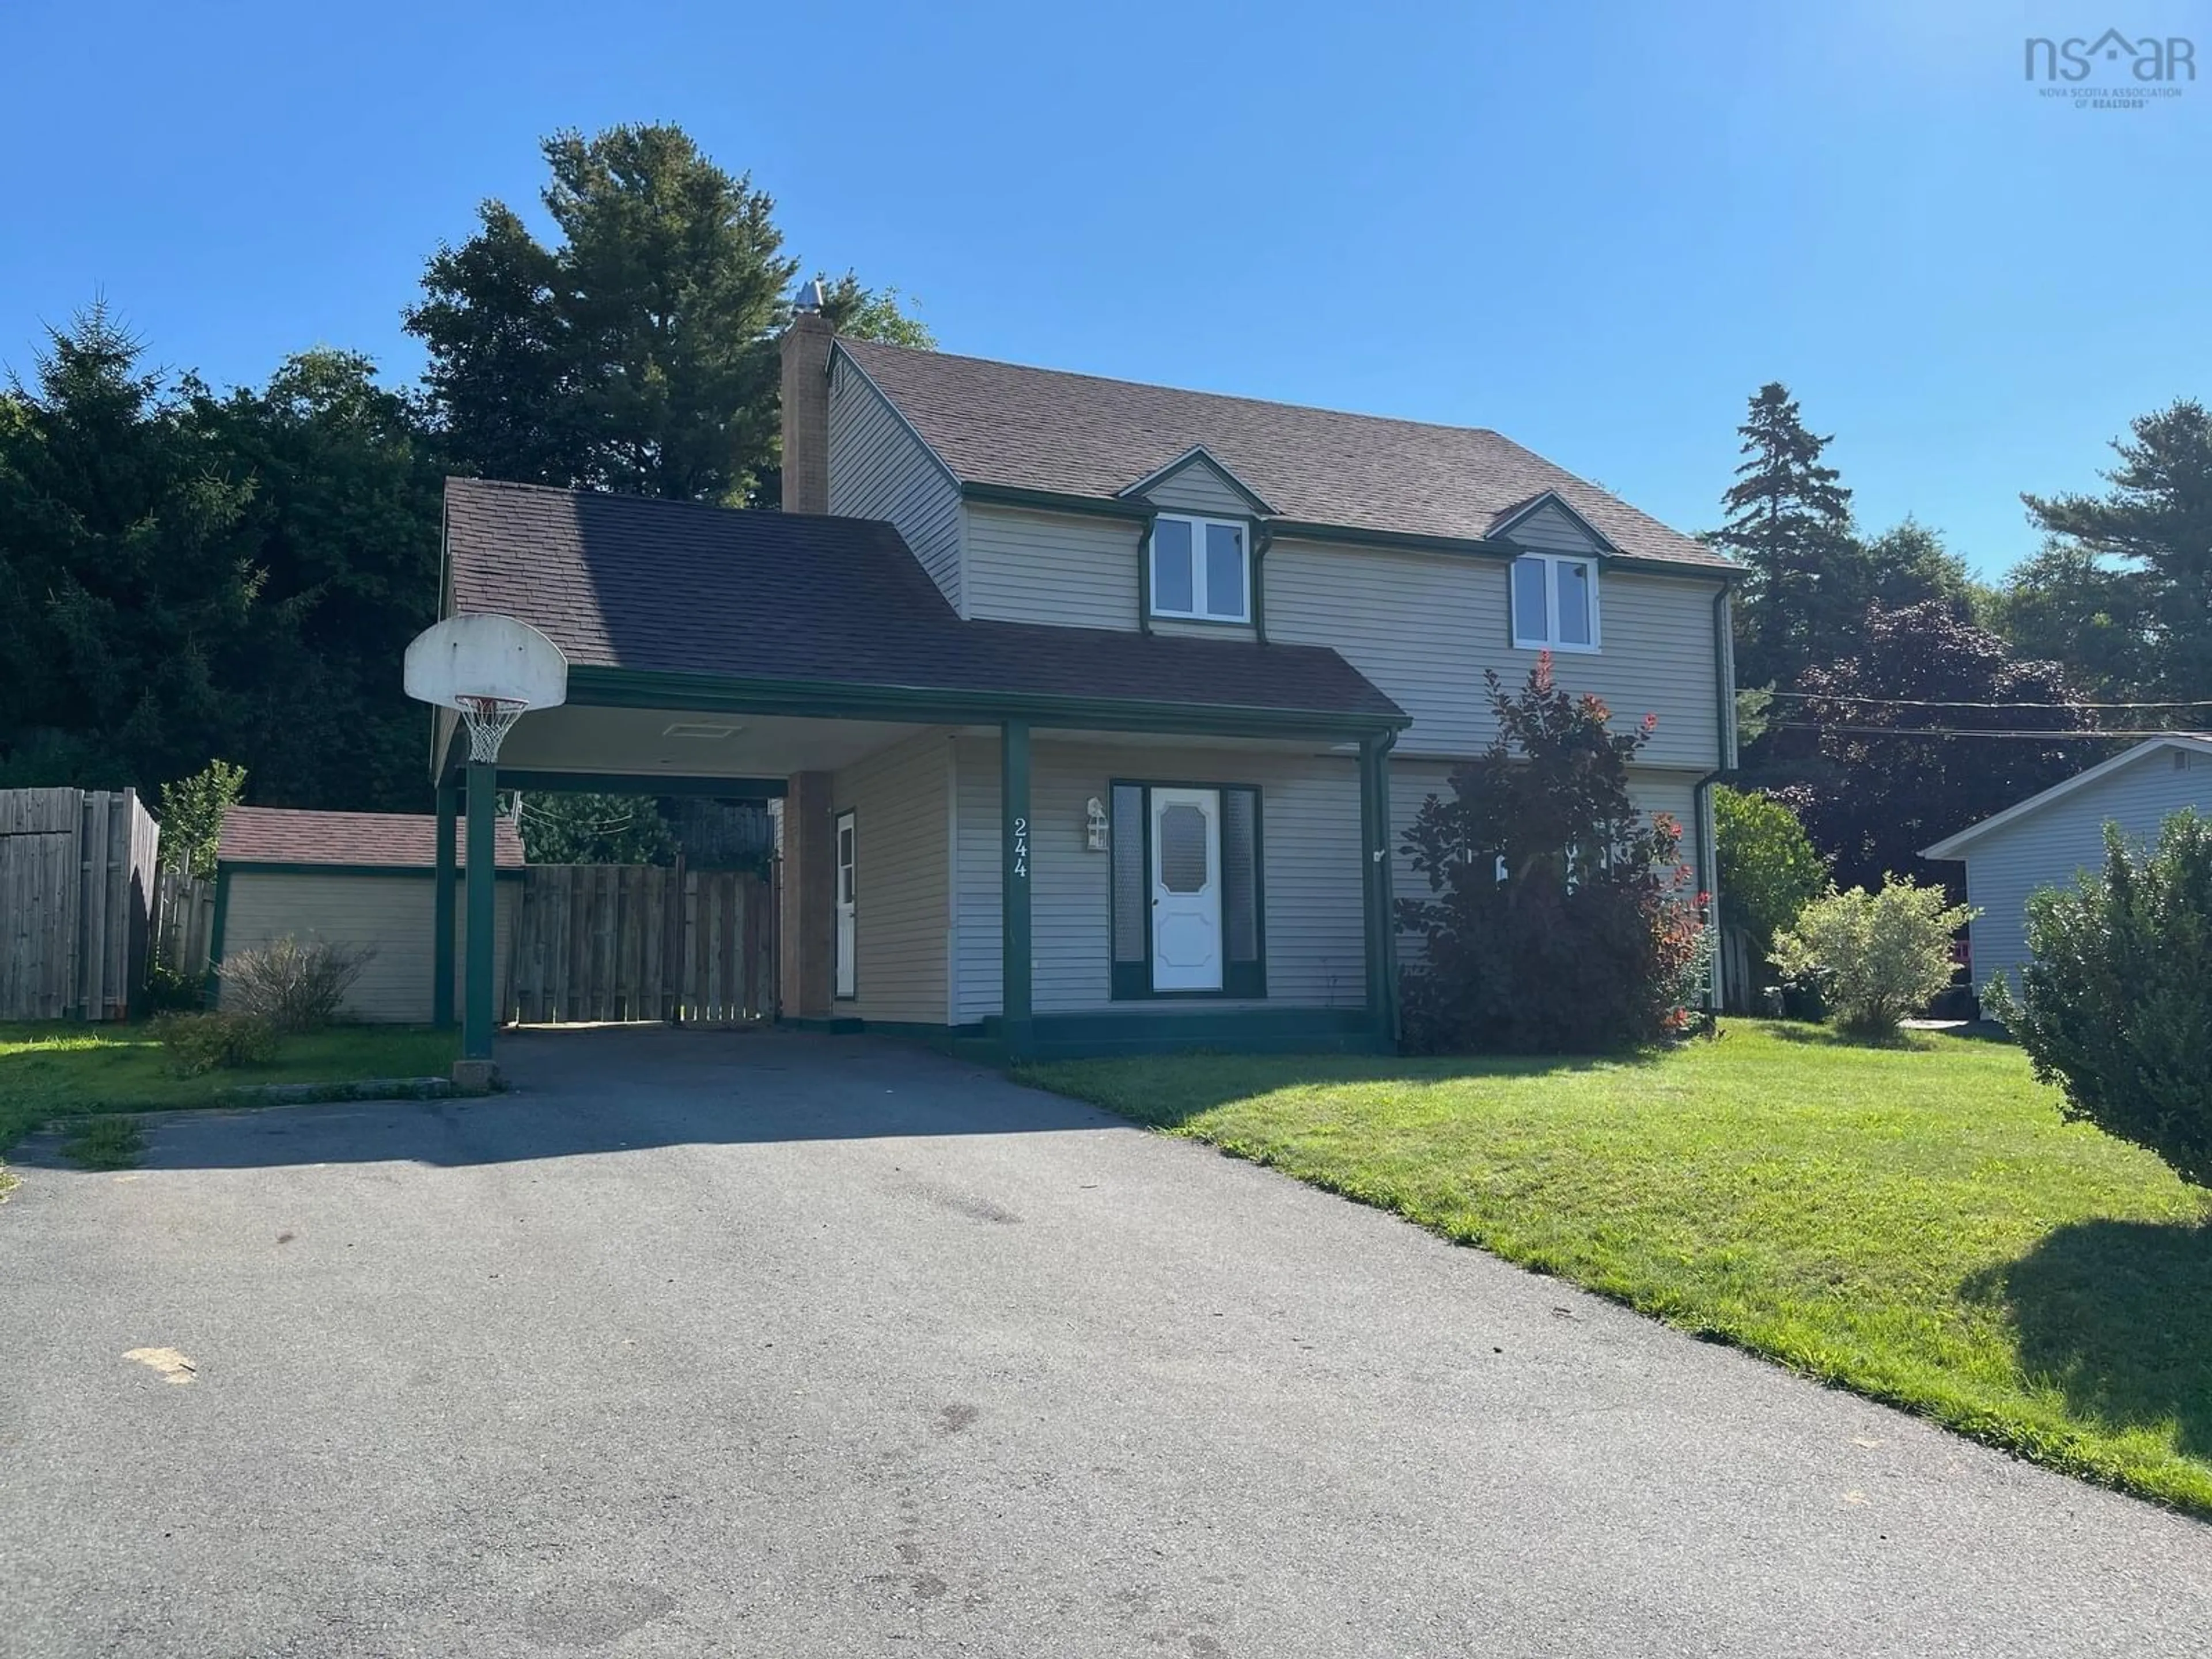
{"left": 1510, "top": 553, "right": 1600, "bottom": 652}
{"left": 1150, "top": 514, "right": 1249, "bottom": 623}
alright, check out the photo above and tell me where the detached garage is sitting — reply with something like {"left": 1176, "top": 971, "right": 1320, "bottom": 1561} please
{"left": 212, "top": 806, "right": 524, "bottom": 1024}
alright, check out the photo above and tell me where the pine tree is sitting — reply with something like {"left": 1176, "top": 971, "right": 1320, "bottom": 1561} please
{"left": 1710, "top": 383, "right": 1857, "bottom": 691}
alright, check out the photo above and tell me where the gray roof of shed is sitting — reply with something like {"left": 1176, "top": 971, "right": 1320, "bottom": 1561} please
{"left": 838, "top": 339, "right": 1734, "bottom": 571}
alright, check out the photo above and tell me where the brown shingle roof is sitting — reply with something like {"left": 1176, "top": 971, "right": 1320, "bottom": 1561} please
{"left": 838, "top": 339, "right": 1734, "bottom": 571}
{"left": 444, "top": 479, "right": 1406, "bottom": 726}
{"left": 219, "top": 806, "right": 524, "bottom": 869}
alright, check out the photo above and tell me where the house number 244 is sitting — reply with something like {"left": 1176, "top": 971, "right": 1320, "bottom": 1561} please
{"left": 1012, "top": 815, "right": 1028, "bottom": 878}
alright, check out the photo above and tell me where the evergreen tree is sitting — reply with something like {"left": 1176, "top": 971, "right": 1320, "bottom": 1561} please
{"left": 1987, "top": 538, "right": 2149, "bottom": 700}
{"left": 0, "top": 305, "right": 263, "bottom": 788}
{"left": 1710, "top": 382, "right": 1857, "bottom": 691}
{"left": 2024, "top": 399, "right": 2212, "bottom": 708}
{"left": 406, "top": 123, "right": 931, "bottom": 506}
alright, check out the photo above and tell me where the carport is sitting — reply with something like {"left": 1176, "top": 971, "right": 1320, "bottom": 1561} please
{"left": 426, "top": 478, "right": 1410, "bottom": 1071}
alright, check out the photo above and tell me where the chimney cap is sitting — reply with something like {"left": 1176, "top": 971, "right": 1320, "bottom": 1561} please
{"left": 793, "top": 278, "right": 826, "bottom": 314}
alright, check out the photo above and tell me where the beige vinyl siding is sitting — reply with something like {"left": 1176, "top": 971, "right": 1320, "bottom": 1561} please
{"left": 1956, "top": 748, "right": 2212, "bottom": 995}
{"left": 218, "top": 871, "right": 514, "bottom": 1024}
{"left": 831, "top": 729, "right": 952, "bottom": 1024}
{"left": 1141, "top": 460, "right": 1255, "bottom": 518}
{"left": 828, "top": 354, "right": 963, "bottom": 610}
{"left": 952, "top": 738, "right": 1366, "bottom": 1020}
{"left": 1502, "top": 501, "right": 1604, "bottom": 554}
{"left": 963, "top": 505, "right": 1138, "bottom": 630}
{"left": 1267, "top": 534, "right": 1723, "bottom": 770}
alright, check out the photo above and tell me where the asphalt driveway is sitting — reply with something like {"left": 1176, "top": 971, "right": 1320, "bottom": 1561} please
{"left": 3, "top": 1027, "right": 2207, "bottom": 1657}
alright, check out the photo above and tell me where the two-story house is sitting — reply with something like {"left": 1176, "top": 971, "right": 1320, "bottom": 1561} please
{"left": 430, "top": 304, "right": 1737, "bottom": 1059}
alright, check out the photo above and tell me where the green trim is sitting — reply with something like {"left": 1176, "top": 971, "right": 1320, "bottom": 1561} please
{"left": 1001, "top": 720, "right": 1032, "bottom": 1044}
{"left": 1226, "top": 783, "right": 1266, "bottom": 1000}
{"left": 217, "top": 860, "right": 523, "bottom": 881}
{"left": 496, "top": 770, "right": 787, "bottom": 798}
{"left": 1252, "top": 524, "right": 1271, "bottom": 645}
{"left": 1145, "top": 614, "right": 1257, "bottom": 633}
{"left": 563, "top": 665, "right": 1406, "bottom": 742}
{"left": 1107, "top": 778, "right": 1267, "bottom": 1002}
{"left": 1114, "top": 445, "right": 1278, "bottom": 516}
{"left": 961, "top": 482, "right": 1154, "bottom": 521}
{"left": 834, "top": 806, "right": 857, "bottom": 1003}
{"left": 203, "top": 866, "right": 232, "bottom": 1002}
{"left": 433, "top": 783, "right": 457, "bottom": 1029}
{"left": 1359, "top": 734, "right": 1399, "bottom": 1049}
{"left": 829, "top": 344, "right": 967, "bottom": 494}
{"left": 463, "top": 763, "right": 497, "bottom": 1062}
{"left": 994, "top": 1006, "right": 1380, "bottom": 1061}
{"left": 776, "top": 1015, "right": 868, "bottom": 1036}
{"left": 1487, "top": 490, "right": 1623, "bottom": 557}
{"left": 1135, "top": 505, "right": 1156, "bottom": 635}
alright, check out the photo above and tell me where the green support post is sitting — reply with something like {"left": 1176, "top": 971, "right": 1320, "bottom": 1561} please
{"left": 463, "top": 762, "right": 497, "bottom": 1061}
{"left": 433, "top": 781, "right": 457, "bottom": 1028}
{"left": 1358, "top": 734, "right": 1397, "bottom": 1053}
{"left": 1001, "top": 719, "right": 1032, "bottom": 1055}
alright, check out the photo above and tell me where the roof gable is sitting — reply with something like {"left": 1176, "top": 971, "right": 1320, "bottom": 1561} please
{"left": 1921, "top": 735, "right": 2212, "bottom": 858}
{"left": 836, "top": 338, "right": 1734, "bottom": 571}
{"left": 1115, "top": 445, "right": 1275, "bottom": 516}
{"left": 1487, "top": 491, "right": 1620, "bottom": 556}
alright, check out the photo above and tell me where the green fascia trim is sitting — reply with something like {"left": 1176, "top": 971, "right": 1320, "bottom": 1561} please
{"left": 830, "top": 344, "right": 967, "bottom": 494}
{"left": 775, "top": 1015, "right": 867, "bottom": 1035}
{"left": 987, "top": 1006, "right": 1380, "bottom": 1060}
{"left": 563, "top": 665, "right": 1407, "bottom": 741}
{"left": 1270, "top": 519, "right": 1741, "bottom": 580}
{"left": 1106, "top": 778, "right": 1267, "bottom": 1002}
{"left": 495, "top": 770, "right": 789, "bottom": 798}
{"left": 203, "top": 866, "right": 232, "bottom": 999}
{"left": 1486, "top": 490, "right": 1624, "bottom": 557}
{"left": 1113, "top": 445, "right": 1278, "bottom": 516}
{"left": 218, "top": 861, "right": 524, "bottom": 881}
{"left": 961, "top": 482, "right": 1155, "bottom": 521}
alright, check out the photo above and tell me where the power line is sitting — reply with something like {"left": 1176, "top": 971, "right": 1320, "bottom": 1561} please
{"left": 1762, "top": 691, "right": 2212, "bottom": 711}
{"left": 1768, "top": 721, "right": 2183, "bottom": 741}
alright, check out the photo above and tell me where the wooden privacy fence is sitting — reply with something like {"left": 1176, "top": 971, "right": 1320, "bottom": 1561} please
{"left": 507, "top": 863, "right": 776, "bottom": 1026}
{"left": 0, "top": 787, "right": 161, "bottom": 1021}
{"left": 153, "top": 867, "right": 218, "bottom": 982}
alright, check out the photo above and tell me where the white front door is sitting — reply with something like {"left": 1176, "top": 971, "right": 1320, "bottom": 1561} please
{"left": 1150, "top": 787, "right": 1222, "bottom": 991}
{"left": 835, "top": 810, "right": 857, "bottom": 999}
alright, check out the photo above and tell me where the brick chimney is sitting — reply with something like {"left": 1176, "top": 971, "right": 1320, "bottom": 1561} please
{"left": 779, "top": 291, "right": 834, "bottom": 514}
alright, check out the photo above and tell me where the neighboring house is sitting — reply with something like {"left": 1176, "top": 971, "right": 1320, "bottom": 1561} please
{"left": 1922, "top": 734, "right": 2212, "bottom": 997}
{"left": 213, "top": 807, "right": 524, "bottom": 1023}
{"left": 429, "top": 304, "right": 1738, "bottom": 1059}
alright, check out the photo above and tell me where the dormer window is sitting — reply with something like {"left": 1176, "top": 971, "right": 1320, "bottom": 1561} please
{"left": 1150, "top": 515, "right": 1249, "bottom": 623}
{"left": 1510, "top": 553, "right": 1599, "bottom": 652}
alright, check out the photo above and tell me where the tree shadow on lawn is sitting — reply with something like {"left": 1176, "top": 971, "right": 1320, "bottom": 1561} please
{"left": 1967, "top": 1217, "right": 2212, "bottom": 1461}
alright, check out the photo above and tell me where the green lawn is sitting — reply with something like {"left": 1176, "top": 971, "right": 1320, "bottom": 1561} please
{"left": 0, "top": 1022, "right": 460, "bottom": 1177}
{"left": 1023, "top": 1021, "right": 2212, "bottom": 1517}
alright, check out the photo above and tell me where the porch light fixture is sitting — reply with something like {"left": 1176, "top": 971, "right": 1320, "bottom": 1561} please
{"left": 662, "top": 721, "right": 743, "bottom": 740}
{"left": 1085, "top": 796, "right": 1110, "bottom": 852}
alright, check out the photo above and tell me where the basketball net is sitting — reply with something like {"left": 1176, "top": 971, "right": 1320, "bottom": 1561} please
{"left": 457, "top": 695, "right": 528, "bottom": 764}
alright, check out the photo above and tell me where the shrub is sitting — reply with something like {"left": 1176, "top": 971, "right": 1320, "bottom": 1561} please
{"left": 140, "top": 962, "right": 206, "bottom": 1016}
{"left": 156, "top": 759, "right": 247, "bottom": 879}
{"left": 1397, "top": 656, "right": 1708, "bottom": 1053}
{"left": 219, "top": 936, "right": 373, "bottom": 1033}
{"left": 1985, "top": 810, "right": 2212, "bottom": 1188}
{"left": 1714, "top": 786, "right": 1827, "bottom": 957}
{"left": 157, "top": 1010, "right": 278, "bottom": 1075}
{"left": 1770, "top": 877, "right": 1974, "bottom": 1039}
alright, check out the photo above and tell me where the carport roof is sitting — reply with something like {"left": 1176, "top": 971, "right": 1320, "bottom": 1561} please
{"left": 220, "top": 806, "right": 525, "bottom": 869}
{"left": 442, "top": 479, "right": 1407, "bottom": 728}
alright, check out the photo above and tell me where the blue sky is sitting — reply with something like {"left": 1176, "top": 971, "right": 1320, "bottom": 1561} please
{"left": 4, "top": 1, "right": 2206, "bottom": 576}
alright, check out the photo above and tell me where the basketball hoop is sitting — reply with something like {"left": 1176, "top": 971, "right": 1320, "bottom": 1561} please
{"left": 404, "top": 614, "right": 570, "bottom": 769}
{"left": 456, "top": 694, "right": 529, "bottom": 764}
